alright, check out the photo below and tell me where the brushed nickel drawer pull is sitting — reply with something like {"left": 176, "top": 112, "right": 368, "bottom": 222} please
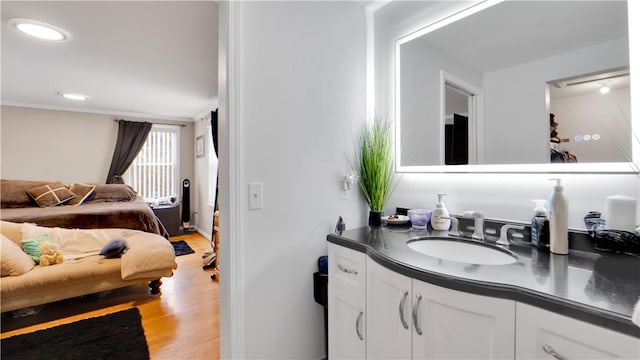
{"left": 412, "top": 293, "right": 423, "bottom": 335}
{"left": 355, "top": 309, "right": 364, "bottom": 341}
{"left": 399, "top": 290, "right": 409, "bottom": 329}
{"left": 338, "top": 263, "right": 358, "bottom": 275}
{"left": 543, "top": 344, "right": 568, "bottom": 360}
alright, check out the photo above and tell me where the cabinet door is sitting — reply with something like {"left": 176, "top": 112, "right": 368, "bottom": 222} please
{"left": 412, "top": 280, "right": 515, "bottom": 359}
{"left": 328, "top": 244, "right": 366, "bottom": 360}
{"left": 328, "top": 283, "right": 366, "bottom": 360}
{"left": 516, "top": 303, "right": 640, "bottom": 359}
{"left": 366, "top": 259, "right": 413, "bottom": 359}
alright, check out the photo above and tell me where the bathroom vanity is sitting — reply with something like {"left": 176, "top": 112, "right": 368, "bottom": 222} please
{"left": 327, "top": 225, "right": 640, "bottom": 359}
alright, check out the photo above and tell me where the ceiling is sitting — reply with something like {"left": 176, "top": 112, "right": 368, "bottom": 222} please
{"left": 419, "top": 0, "right": 628, "bottom": 73}
{"left": 1, "top": 1, "right": 218, "bottom": 122}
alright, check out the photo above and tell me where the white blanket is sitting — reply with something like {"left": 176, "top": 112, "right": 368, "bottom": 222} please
{"left": 20, "top": 223, "right": 177, "bottom": 280}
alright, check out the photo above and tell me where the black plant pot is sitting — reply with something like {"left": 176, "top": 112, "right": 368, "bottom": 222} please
{"left": 369, "top": 210, "right": 384, "bottom": 227}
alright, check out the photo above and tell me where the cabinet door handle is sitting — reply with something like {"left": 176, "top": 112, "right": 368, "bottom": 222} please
{"left": 355, "top": 309, "right": 364, "bottom": 341}
{"left": 412, "top": 293, "right": 423, "bottom": 336}
{"left": 398, "top": 290, "right": 409, "bottom": 329}
{"left": 542, "top": 344, "right": 568, "bottom": 360}
{"left": 338, "top": 263, "right": 358, "bottom": 275}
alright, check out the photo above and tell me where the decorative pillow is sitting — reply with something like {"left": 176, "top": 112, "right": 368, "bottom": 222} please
{"left": 100, "top": 238, "right": 129, "bottom": 258}
{"left": 26, "top": 182, "right": 76, "bottom": 207}
{"left": 85, "top": 184, "right": 137, "bottom": 203}
{"left": 1, "top": 234, "right": 36, "bottom": 276}
{"left": 66, "top": 183, "right": 96, "bottom": 206}
{"left": 21, "top": 235, "right": 52, "bottom": 263}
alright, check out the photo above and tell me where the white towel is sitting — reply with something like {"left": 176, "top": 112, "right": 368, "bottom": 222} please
{"left": 633, "top": 297, "right": 640, "bottom": 327}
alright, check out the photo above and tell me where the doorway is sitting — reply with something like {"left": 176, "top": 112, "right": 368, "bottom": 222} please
{"left": 443, "top": 78, "right": 478, "bottom": 165}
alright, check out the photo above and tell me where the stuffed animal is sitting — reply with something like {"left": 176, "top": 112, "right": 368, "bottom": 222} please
{"left": 38, "top": 242, "right": 64, "bottom": 266}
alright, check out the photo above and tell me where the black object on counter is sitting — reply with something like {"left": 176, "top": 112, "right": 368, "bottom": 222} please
{"left": 584, "top": 211, "right": 640, "bottom": 256}
{"left": 313, "top": 256, "right": 329, "bottom": 358}
{"left": 593, "top": 229, "right": 640, "bottom": 256}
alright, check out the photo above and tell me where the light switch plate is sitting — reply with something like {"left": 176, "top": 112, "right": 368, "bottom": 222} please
{"left": 248, "top": 182, "right": 263, "bottom": 210}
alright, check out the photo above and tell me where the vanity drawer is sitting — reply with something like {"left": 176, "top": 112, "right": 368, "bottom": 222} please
{"left": 328, "top": 243, "right": 365, "bottom": 293}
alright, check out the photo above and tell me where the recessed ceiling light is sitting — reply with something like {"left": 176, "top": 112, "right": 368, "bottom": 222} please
{"left": 9, "top": 18, "right": 69, "bottom": 41}
{"left": 59, "top": 93, "right": 89, "bottom": 101}
{"left": 599, "top": 86, "right": 610, "bottom": 94}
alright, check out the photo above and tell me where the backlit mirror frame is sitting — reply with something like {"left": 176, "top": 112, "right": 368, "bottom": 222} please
{"left": 392, "top": 0, "right": 639, "bottom": 174}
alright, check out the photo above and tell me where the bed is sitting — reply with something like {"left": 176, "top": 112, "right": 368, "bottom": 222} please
{"left": 0, "top": 179, "right": 167, "bottom": 236}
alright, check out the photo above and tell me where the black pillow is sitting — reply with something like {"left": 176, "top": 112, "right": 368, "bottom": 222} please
{"left": 100, "top": 238, "right": 129, "bottom": 258}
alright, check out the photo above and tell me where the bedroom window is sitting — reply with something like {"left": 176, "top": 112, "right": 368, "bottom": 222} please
{"left": 124, "top": 124, "right": 180, "bottom": 201}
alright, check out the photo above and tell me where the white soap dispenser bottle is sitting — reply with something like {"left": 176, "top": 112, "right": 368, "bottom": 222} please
{"left": 431, "top": 193, "right": 451, "bottom": 231}
{"left": 548, "top": 179, "right": 568, "bottom": 255}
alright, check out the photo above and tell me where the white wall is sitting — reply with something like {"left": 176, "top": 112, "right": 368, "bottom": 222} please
{"left": 0, "top": 105, "right": 195, "bottom": 202}
{"left": 375, "top": 2, "right": 639, "bottom": 228}
{"left": 193, "top": 112, "right": 217, "bottom": 237}
{"left": 221, "top": 1, "right": 367, "bottom": 358}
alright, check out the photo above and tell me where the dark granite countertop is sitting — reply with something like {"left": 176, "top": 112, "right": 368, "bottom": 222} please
{"left": 327, "top": 224, "right": 640, "bottom": 338}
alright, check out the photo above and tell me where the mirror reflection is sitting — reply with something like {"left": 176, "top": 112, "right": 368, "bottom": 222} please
{"left": 397, "top": 0, "right": 630, "bottom": 167}
{"left": 548, "top": 70, "right": 631, "bottom": 163}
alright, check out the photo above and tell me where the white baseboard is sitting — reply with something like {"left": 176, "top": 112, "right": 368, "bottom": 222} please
{"left": 197, "top": 228, "right": 212, "bottom": 240}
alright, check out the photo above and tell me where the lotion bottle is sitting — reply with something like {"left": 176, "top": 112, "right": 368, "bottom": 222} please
{"left": 430, "top": 193, "right": 451, "bottom": 231}
{"left": 548, "top": 179, "right": 568, "bottom": 255}
{"left": 530, "top": 199, "right": 550, "bottom": 249}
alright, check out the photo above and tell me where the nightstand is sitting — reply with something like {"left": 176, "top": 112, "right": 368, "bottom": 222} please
{"left": 151, "top": 203, "right": 180, "bottom": 237}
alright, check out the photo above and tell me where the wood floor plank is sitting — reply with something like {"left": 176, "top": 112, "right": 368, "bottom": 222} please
{"left": 1, "top": 232, "right": 220, "bottom": 360}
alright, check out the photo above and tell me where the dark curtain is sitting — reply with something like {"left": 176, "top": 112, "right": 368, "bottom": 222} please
{"left": 211, "top": 110, "right": 219, "bottom": 211}
{"left": 106, "top": 120, "right": 153, "bottom": 184}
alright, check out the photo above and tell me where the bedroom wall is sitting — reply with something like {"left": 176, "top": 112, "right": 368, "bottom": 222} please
{"left": 193, "top": 112, "right": 216, "bottom": 238}
{"left": 221, "top": 1, "right": 367, "bottom": 358}
{"left": 0, "top": 105, "right": 196, "bottom": 206}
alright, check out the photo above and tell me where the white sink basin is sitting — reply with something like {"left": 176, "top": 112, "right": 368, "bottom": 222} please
{"left": 407, "top": 238, "right": 517, "bottom": 265}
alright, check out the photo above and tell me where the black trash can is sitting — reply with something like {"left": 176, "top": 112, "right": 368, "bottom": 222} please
{"left": 313, "top": 256, "right": 328, "bottom": 358}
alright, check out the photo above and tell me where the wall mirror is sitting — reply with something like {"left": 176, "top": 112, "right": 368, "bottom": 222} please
{"left": 395, "top": 0, "right": 636, "bottom": 173}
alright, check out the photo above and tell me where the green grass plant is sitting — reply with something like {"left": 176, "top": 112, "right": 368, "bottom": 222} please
{"left": 354, "top": 119, "right": 394, "bottom": 211}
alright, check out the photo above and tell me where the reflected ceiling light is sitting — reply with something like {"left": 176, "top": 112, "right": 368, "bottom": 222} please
{"left": 599, "top": 86, "right": 610, "bottom": 94}
{"left": 9, "top": 18, "right": 68, "bottom": 41}
{"left": 59, "top": 93, "right": 89, "bottom": 101}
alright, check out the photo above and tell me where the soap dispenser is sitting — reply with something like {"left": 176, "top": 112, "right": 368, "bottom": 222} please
{"left": 531, "top": 199, "right": 550, "bottom": 249}
{"left": 431, "top": 193, "right": 451, "bottom": 231}
{"left": 549, "top": 179, "right": 568, "bottom": 255}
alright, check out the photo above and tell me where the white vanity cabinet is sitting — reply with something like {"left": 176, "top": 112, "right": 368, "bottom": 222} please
{"left": 328, "top": 244, "right": 366, "bottom": 360}
{"left": 328, "top": 242, "right": 639, "bottom": 359}
{"left": 367, "top": 258, "right": 516, "bottom": 359}
{"left": 516, "top": 303, "right": 640, "bottom": 359}
{"left": 366, "top": 258, "right": 413, "bottom": 359}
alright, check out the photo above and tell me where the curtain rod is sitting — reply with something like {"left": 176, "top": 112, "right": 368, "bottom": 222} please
{"left": 113, "top": 119, "right": 187, "bottom": 127}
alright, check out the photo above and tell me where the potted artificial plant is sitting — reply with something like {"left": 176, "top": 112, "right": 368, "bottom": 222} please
{"left": 353, "top": 118, "right": 394, "bottom": 226}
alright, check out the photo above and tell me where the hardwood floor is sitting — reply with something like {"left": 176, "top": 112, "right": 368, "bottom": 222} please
{"left": 1, "top": 232, "right": 220, "bottom": 359}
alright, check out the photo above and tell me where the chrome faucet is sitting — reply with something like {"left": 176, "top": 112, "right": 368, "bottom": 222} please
{"left": 463, "top": 211, "right": 485, "bottom": 241}
{"left": 441, "top": 216, "right": 460, "bottom": 237}
{"left": 497, "top": 224, "right": 525, "bottom": 246}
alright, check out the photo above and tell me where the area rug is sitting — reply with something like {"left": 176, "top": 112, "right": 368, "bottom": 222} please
{"left": 1, "top": 308, "right": 149, "bottom": 360}
{"left": 171, "top": 239, "right": 195, "bottom": 256}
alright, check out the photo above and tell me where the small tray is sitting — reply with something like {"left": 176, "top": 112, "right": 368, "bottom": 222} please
{"left": 384, "top": 215, "right": 410, "bottom": 225}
